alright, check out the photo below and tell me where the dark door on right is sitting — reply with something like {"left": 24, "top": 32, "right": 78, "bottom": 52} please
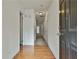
{"left": 59, "top": 0, "right": 77, "bottom": 59}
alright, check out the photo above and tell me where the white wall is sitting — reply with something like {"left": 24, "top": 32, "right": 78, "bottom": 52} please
{"left": 44, "top": 12, "right": 48, "bottom": 43}
{"left": 2, "top": 0, "right": 20, "bottom": 59}
{"left": 47, "top": 0, "right": 59, "bottom": 59}
{"left": 23, "top": 9, "right": 35, "bottom": 45}
{"left": 40, "top": 24, "right": 44, "bottom": 36}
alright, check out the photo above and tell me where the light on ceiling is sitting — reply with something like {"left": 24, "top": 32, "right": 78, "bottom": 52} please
{"left": 39, "top": 12, "right": 43, "bottom": 15}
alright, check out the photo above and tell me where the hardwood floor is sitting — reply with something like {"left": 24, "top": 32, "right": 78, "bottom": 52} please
{"left": 13, "top": 45, "right": 55, "bottom": 59}
{"left": 35, "top": 45, "right": 55, "bottom": 59}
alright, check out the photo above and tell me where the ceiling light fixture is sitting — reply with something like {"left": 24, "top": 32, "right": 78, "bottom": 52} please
{"left": 39, "top": 12, "right": 43, "bottom": 15}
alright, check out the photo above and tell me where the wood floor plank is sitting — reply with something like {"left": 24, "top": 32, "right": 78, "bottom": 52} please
{"left": 13, "top": 45, "right": 55, "bottom": 59}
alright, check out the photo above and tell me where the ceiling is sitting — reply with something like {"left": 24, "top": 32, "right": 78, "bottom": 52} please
{"left": 18, "top": 0, "right": 52, "bottom": 12}
{"left": 17, "top": 0, "right": 52, "bottom": 26}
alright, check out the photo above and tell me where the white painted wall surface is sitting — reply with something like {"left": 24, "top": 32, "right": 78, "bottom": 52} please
{"left": 40, "top": 24, "right": 44, "bottom": 36}
{"left": 44, "top": 12, "right": 48, "bottom": 43}
{"left": 2, "top": 0, "right": 20, "bottom": 59}
{"left": 23, "top": 9, "right": 35, "bottom": 45}
{"left": 47, "top": 0, "right": 59, "bottom": 59}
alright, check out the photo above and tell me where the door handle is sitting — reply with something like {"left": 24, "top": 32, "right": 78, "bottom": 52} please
{"left": 56, "top": 32, "right": 64, "bottom": 36}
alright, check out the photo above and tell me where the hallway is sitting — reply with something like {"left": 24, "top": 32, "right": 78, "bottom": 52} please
{"left": 13, "top": 38, "right": 55, "bottom": 59}
{"left": 35, "top": 38, "right": 46, "bottom": 45}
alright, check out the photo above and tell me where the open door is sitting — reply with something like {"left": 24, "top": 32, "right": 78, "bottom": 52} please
{"left": 59, "top": 0, "right": 77, "bottom": 59}
{"left": 20, "top": 11, "right": 23, "bottom": 49}
{"left": 59, "top": 0, "right": 67, "bottom": 59}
